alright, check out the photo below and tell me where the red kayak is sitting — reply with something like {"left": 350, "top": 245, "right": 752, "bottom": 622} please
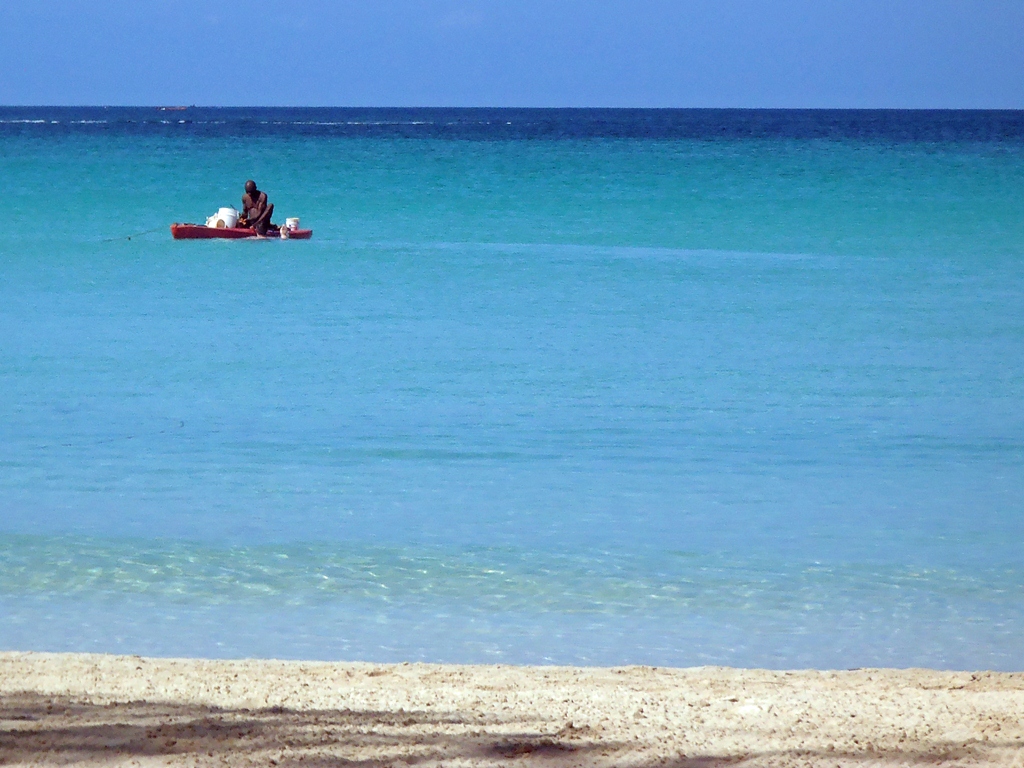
{"left": 171, "top": 223, "right": 312, "bottom": 240}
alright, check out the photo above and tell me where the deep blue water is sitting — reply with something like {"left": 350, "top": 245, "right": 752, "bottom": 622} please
{"left": 1, "top": 108, "right": 1022, "bottom": 668}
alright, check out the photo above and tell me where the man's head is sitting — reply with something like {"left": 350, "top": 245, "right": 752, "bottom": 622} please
{"left": 245, "top": 180, "right": 257, "bottom": 195}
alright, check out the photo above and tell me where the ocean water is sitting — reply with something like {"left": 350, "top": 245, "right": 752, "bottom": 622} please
{"left": 1, "top": 108, "right": 1023, "bottom": 669}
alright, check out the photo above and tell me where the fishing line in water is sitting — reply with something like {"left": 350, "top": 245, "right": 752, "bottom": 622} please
{"left": 30, "top": 421, "right": 189, "bottom": 450}
{"left": 101, "top": 226, "right": 166, "bottom": 242}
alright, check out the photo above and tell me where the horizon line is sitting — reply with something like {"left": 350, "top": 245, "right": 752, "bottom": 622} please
{"left": 2, "top": 105, "right": 1024, "bottom": 112}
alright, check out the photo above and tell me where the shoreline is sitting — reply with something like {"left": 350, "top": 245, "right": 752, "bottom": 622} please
{"left": 1, "top": 652, "right": 1022, "bottom": 766}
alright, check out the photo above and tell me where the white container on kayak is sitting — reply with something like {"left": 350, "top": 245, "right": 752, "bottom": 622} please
{"left": 206, "top": 207, "right": 239, "bottom": 228}
{"left": 218, "top": 207, "right": 239, "bottom": 228}
{"left": 285, "top": 217, "right": 300, "bottom": 230}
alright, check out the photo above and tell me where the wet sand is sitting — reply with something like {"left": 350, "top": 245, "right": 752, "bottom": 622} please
{"left": 1, "top": 652, "right": 1022, "bottom": 767}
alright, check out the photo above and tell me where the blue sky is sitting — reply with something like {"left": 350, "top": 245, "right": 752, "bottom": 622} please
{"left": 1, "top": 0, "right": 1022, "bottom": 107}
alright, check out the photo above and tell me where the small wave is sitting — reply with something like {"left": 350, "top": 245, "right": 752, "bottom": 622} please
{"left": 1, "top": 534, "right": 1019, "bottom": 617}
{"left": 275, "top": 121, "right": 346, "bottom": 126}
{"left": 278, "top": 120, "right": 439, "bottom": 127}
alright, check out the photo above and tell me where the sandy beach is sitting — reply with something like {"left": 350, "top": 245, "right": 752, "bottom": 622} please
{"left": 0, "top": 653, "right": 1021, "bottom": 767}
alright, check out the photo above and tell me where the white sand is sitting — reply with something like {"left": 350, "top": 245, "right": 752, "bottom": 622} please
{"left": 1, "top": 652, "right": 1022, "bottom": 767}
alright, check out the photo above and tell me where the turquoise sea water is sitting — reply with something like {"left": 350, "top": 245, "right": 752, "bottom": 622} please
{"left": 1, "top": 109, "right": 1023, "bottom": 668}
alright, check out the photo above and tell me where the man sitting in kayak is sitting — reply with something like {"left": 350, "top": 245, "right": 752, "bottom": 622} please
{"left": 240, "top": 180, "right": 275, "bottom": 235}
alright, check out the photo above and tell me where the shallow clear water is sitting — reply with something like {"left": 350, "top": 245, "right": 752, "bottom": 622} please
{"left": 1, "top": 108, "right": 1023, "bottom": 668}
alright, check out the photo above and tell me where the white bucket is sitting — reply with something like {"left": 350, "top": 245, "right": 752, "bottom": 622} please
{"left": 218, "top": 207, "right": 239, "bottom": 228}
{"left": 206, "top": 207, "right": 239, "bottom": 228}
{"left": 285, "top": 217, "right": 300, "bottom": 231}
